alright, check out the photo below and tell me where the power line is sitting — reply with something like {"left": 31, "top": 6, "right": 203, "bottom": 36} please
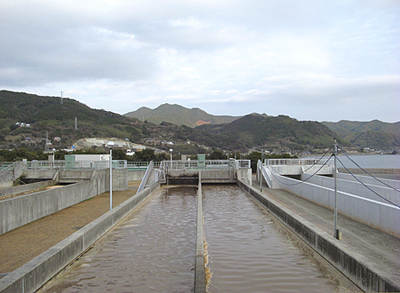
{"left": 338, "top": 146, "right": 400, "bottom": 193}
{"left": 268, "top": 154, "right": 334, "bottom": 187}
{"left": 302, "top": 146, "right": 333, "bottom": 173}
{"left": 336, "top": 156, "right": 400, "bottom": 208}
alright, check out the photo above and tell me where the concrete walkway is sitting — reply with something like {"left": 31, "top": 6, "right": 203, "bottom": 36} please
{"left": 252, "top": 179, "right": 400, "bottom": 288}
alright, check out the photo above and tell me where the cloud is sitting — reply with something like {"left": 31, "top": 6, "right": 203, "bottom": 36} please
{"left": 0, "top": 0, "right": 399, "bottom": 122}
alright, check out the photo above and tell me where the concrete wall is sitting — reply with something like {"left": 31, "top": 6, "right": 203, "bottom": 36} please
{"left": 0, "top": 171, "right": 108, "bottom": 235}
{"left": 237, "top": 180, "right": 400, "bottom": 293}
{"left": 166, "top": 169, "right": 239, "bottom": 184}
{"left": 338, "top": 172, "right": 400, "bottom": 189}
{"left": 0, "top": 184, "right": 160, "bottom": 293}
{"left": 112, "top": 169, "right": 128, "bottom": 191}
{"left": 194, "top": 174, "right": 206, "bottom": 293}
{"left": 302, "top": 172, "right": 400, "bottom": 206}
{"left": 24, "top": 170, "right": 57, "bottom": 180}
{"left": 273, "top": 173, "right": 400, "bottom": 238}
{"left": 0, "top": 169, "right": 129, "bottom": 235}
{"left": 237, "top": 168, "right": 252, "bottom": 186}
{"left": 127, "top": 170, "right": 146, "bottom": 181}
{"left": 0, "top": 180, "right": 56, "bottom": 199}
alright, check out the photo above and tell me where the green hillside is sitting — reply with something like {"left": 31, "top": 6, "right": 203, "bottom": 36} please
{"left": 322, "top": 120, "right": 400, "bottom": 149}
{"left": 1, "top": 90, "right": 398, "bottom": 154}
{"left": 125, "top": 103, "right": 240, "bottom": 127}
{"left": 199, "top": 114, "right": 348, "bottom": 152}
{"left": 0, "top": 90, "right": 146, "bottom": 150}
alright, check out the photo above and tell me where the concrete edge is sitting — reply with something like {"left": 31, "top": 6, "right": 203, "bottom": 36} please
{"left": 194, "top": 172, "right": 206, "bottom": 293}
{"left": 0, "top": 180, "right": 56, "bottom": 199}
{"left": 0, "top": 183, "right": 161, "bottom": 293}
{"left": 237, "top": 180, "right": 400, "bottom": 293}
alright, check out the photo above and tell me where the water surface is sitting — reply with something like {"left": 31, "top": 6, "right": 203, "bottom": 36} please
{"left": 41, "top": 186, "right": 197, "bottom": 293}
{"left": 203, "top": 185, "right": 361, "bottom": 293}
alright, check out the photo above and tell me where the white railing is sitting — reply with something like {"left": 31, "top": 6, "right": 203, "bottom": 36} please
{"left": 267, "top": 158, "right": 334, "bottom": 166}
{"left": 25, "top": 160, "right": 127, "bottom": 170}
{"left": 127, "top": 161, "right": 150, "bottom": 169}
{"left": 236, "top": 160, "right": 251, "bottom": 169}
{"left": 0, "top": 162, "right": 14, "bottom": 171}
{"left": 159, "top": 160, "right": 237, "bottom": 171}
{"left": 137, "top": 161, "right": 154, "bottom": 194}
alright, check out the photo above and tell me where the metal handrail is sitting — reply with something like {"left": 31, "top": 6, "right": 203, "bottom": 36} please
{"left": 137, "top": 161, "right": 154, "bottom": 194}
{"left": 267, "top": 158, "right": 334, "bottom": 166}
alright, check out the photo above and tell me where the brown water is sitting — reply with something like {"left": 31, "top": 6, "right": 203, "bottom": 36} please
{"left": 203, "top": 185, "right": 361, "bottom": 293}
{"left": 40, "top": 185, "right": 361, "bottom": 292}
{"left": 40, "top": 186, "right": 197, "bottom": 293}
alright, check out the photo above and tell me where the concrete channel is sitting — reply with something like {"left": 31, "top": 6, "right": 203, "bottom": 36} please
{"left": 238, "top": 180, "right": 400, "bottom": 292}
{"left": 1, "top": 171, "right": 397, "bottom": 292}
{"left": 0, "top": 183, "right": 160, "bottom": 293}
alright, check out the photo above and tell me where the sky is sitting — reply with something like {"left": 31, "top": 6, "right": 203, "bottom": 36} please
{"left": 1, "top": 0, "right": 399, "bottom": 122}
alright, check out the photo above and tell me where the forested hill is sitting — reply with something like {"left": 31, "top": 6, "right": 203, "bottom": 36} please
{"left": 125, "top": 103, "right": 239, "bottom": 127}
{"left": 0, "top": 90, "right": 145, "bottom": 149}
{"left": 322, "top": 120, "right": 400, "bottom": 150}
{"left": 1, "top": 90, "right": 398, "bottom": 153}
{"left": 198, "top": 114, "right": 349, "bottom": 151}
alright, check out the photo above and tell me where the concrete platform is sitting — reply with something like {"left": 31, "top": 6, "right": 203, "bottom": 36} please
{"left": 252, "top": 178, "right": 400, "bottom": 291}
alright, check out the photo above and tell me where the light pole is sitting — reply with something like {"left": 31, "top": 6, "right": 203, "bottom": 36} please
{"left": 107, "top": 141, "right": 115, "bottom": 210}
{"left": 169, "top": 149, "right": 173, "bottom": 169}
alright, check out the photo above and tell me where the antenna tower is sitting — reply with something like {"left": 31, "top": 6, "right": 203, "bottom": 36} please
{"left": 44, "top": 131, "right": 50, "bottom": 153}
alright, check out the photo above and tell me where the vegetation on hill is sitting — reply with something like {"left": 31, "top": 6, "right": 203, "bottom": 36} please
{"left": 0, "top": 90, "right": 146, "bottom": 150}
{"left": 1, "top": 90, "right": 398, "bottom": 157}
{"left": 125, "top": 103, "right": 240, "bottom": 127}
{"left": 198, "top": 114, "right": 349, "bottom": 152}
{"left": 322, "top": 120, "right": 400, "bottom": 149}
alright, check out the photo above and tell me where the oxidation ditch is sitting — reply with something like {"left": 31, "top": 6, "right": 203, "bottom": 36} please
{"left": 39, "top": 185, "right": 360, "bottom": 292}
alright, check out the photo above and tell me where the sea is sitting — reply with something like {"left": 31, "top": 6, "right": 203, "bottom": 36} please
{"left": 301, "top": 154, "right": 400, "bottom": 169}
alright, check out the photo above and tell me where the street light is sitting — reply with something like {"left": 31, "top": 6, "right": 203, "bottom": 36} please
{"left": 107, "top": 141, "right": 115, "bottom": 210}
{"left": 169, "top": 148, "right": 173, "bottom": 161}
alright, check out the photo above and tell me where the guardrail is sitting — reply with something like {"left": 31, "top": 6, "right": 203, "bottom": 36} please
{"left": 159, "top": 160, "right": 240, "bottom": 171}
{"left": 25, "top": 160, "right": 127, "bottom": 170}
{"left": 136, "top": 161, "right": 154, "bottom": 194}
{"left": 267, "top": 158, "right": 334, "bottom": 166}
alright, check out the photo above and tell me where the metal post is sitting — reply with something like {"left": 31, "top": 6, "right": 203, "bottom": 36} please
{"left": 333, "top": 139, "right": 339, "bottom": 239}
{"left": 260, "top": 149, "right": 263, "bottom": 192}
{"left": 107, "top": 141, "right": 114, "bottom": 210}
{"left": 109, "top": 148, "right": 113, "bottom": 210}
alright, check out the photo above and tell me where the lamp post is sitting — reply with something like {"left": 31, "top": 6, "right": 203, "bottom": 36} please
{"left": 107, "top": 141, "right": 115, "bottom": 210}
{"left": 169, "top": 149, "right": 173, "bottom": 170}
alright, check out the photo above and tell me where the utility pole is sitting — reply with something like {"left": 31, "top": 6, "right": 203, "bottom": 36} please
{"left": 260, "top": 149, "right": 263, "bottom": 192}
{"left": 333, "top": 138, "right": 340, "bottom": 239}
{"left": 60, "top": 91, "right": 63, "bottom": 105}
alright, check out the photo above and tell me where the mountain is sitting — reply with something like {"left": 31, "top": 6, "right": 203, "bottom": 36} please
{"left": 125, "top": 104, "right": 240, "bottom": 127}
{"left": 1, "top": 90, "right": 398, "bottom": 153}
{"left": 322, "top": 120, "right": 400, "bottom": 149}
{"left": 0, "top": 90, "right": 146, "bottom": 150}
{"left": 198, "top": 114, "right": 348, "bottom": 151}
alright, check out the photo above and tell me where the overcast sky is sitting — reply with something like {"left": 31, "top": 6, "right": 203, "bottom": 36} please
{"left": 1, "top": 0, "right": 399, "bottom": 122}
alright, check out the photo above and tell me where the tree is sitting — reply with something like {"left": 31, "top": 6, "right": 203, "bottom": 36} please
{"left": 134, "top": 148, "right": 156, "bottom": 161}
{"left": 207, "top": 150, "right": 226, "bottom": 160}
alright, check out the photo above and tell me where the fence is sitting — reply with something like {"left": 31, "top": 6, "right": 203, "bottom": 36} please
{"left": 267, "top": 158, "right": 334, "bottom": 166}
